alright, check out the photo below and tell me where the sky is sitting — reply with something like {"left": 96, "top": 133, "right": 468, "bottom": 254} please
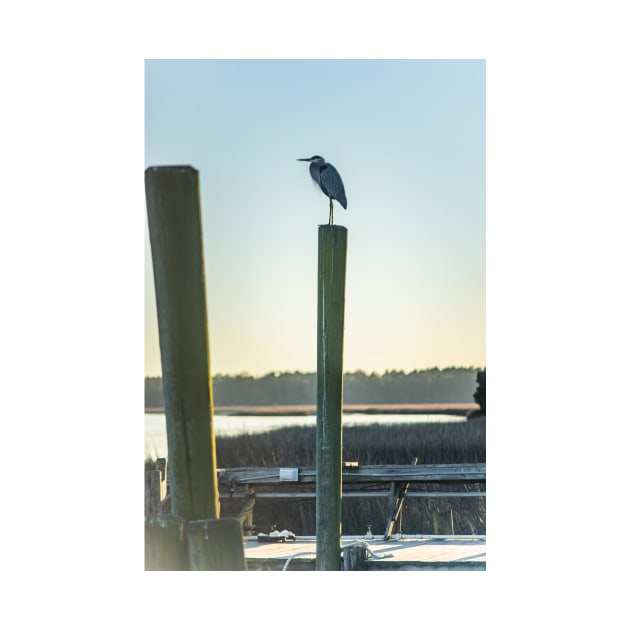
{"left": 145, "top": 60, "right": 486, "bottom": 377}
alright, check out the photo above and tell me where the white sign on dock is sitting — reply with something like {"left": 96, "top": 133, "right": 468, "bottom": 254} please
{"left": 279, "top": 468, "right": 299, "bottom": 481}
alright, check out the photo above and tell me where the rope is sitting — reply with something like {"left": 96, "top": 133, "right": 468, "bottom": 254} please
{"left": 281, "top": 551, "right": 317, "bottom": 571}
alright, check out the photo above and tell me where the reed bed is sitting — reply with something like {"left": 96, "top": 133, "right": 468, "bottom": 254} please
{"left": 215, "top": 421, "right": 486, "bottom": 536}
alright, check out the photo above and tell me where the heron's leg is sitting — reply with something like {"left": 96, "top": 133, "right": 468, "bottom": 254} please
{"left": 329, "top": 199, "right": 334, "bottom": 225}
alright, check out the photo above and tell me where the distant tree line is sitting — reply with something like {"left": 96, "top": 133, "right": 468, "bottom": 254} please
{"left": 145, "top": 367, "right": 484, "bottom": 408}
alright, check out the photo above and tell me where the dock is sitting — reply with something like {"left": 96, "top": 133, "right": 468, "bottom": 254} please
{"left": 147, "top": 462, "right": 485, "bottom": 570}
{"left": 243, "top": 535, "right": 486, "bottom": 571}
{"left": 226, "top": 464, "right": 485, "bottom": 571}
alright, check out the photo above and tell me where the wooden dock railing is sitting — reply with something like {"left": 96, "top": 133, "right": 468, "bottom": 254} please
{"left": 217, "top": 463, "right": 485, "bottom": 485}
{"left": 146, "top": 462, "right": 485, "bottom": 543}
{"left": 217, "top": 463, "right": 485, "bottom": 538}
{"left": 147, "top": 464, "right": 485, "bottom": 505}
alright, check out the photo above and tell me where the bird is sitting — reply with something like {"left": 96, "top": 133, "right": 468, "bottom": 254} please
{"left": 297, "top": 155, "right": 347, "bottom": 225}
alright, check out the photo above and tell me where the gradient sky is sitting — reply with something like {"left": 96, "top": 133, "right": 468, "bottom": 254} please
{"left": 145, "top": 59, "right": 485, "bottom": 377}
{"left": 4, "top": 0, "right": 629, "bottom": 613}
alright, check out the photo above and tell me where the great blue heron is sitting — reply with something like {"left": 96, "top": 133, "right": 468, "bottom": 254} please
{"left": 297, "top": 155, "right": 347, "bottom": 225}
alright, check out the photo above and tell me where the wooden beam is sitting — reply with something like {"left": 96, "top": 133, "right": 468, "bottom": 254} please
{"left": 145, "top": 469, "right": 164, "bottom": 516}
{"left": 219, "top": 491, "right": 486, "bottom": 499}
{"left": 145, "top": 165, "right": 219, "bottom": 523}
{"left": 146, "top": 165, "right": 248, "bottom": 570}
{"left": 343, "top": 544, "right": 367, "bottom": 570}
{"left": 383, "top": 457, "right": 418, "bottom": 540}
{"left": 144, "top": 515, "right": 188, "bottom": 571}
{"left": 315, "top": 225, "right": 347, "bottom": 571}
{"left": 217, "top": 463, "right": 485, "bottom": 485}
{"left": 187, "top": 518, "right": 247, "bottom": 570}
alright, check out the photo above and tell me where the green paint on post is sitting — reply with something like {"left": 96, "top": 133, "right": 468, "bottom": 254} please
{"left": 144, "top": 515, "right": 188, "bottom": 571}
{"left": 145, "top": 166, "right": 220, "bottom": 524}
{"left": 187, "top": 518, "right": 247, "bottom": 570}
{"left": 315, "top": 225, "right": 347, "bottom": 571}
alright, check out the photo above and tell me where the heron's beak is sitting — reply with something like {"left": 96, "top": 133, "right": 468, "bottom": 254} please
{"left": 297, "top": 158, "right": 310, "bottom": 161}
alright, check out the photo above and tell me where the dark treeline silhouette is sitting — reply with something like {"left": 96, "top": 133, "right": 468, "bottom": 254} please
{"left": 145, "top": 367, "right": 483, "bottom": 408}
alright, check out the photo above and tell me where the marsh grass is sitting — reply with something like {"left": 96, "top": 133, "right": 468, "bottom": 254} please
{"left": 145, "top": 422, "right": 485, "bottom": 535}
{"left": 215, "top": 421, "right": 486, "bottom": 536}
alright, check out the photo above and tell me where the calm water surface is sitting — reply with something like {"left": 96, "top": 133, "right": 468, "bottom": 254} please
{"left": 144, "top": 412, "right": 464, "bottom": 459}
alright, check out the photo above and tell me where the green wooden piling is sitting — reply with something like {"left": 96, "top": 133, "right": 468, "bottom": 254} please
{"left": 315, "top": 225, "right": 347, "bottom": 571}
{"left": 145, "top": 165, "right": 219, "bottom": 523}
{"left": 145, "top": 165, "right": 228, "bottom": 570}
{"left": 187, "top": 518, "right": 247, "bottom": 570}
{"left": 145, "top": 515, "right": 189, "bottom": 571}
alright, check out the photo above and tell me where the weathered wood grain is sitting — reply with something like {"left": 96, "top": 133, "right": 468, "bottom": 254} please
{"left": 145, "top": 165, "right": 219, "bottom": 523}
{"left": 315, "top": 225, "right": 347, "bottom": 571}
{"left": 218, "top": 463, "right": 486, "bottom": 485}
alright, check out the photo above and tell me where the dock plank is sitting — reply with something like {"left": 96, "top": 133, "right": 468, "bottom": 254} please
{"left": 243, "top": 536, "right": 485, "bottom": 571}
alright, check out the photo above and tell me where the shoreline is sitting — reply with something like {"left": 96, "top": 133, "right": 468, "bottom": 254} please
{"left": 145, "top": 403, "right": 479, "bottom": 417}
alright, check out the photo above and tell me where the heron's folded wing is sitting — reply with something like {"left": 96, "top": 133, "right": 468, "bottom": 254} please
{"left": 319, "top": 164, "right": 347, "bottom": 209}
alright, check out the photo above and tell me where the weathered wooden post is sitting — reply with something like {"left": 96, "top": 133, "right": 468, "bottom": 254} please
{"left": 383, "top": 456, "right": 418, "bottom": 540}
{"left": 155, "top": 457, "right": 167, "bottom": 483}
{"left": 145, "top": 165, "right": 245, "bottom": 570}
{"left": 343, "top": 544, "right": 367, "bottom": 570}
{"left": 315, "top": 224, "right": 347, "bottom": 571}
{"left": 145, "top": 469, "right": 164, "bottom": 516}
{"left": 432, "top": 509, "right": 455, "bottom": 535}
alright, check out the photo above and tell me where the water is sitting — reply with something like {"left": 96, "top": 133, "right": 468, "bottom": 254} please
{"left": 144, "top": 412, "right": 465, "bottom": 459}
